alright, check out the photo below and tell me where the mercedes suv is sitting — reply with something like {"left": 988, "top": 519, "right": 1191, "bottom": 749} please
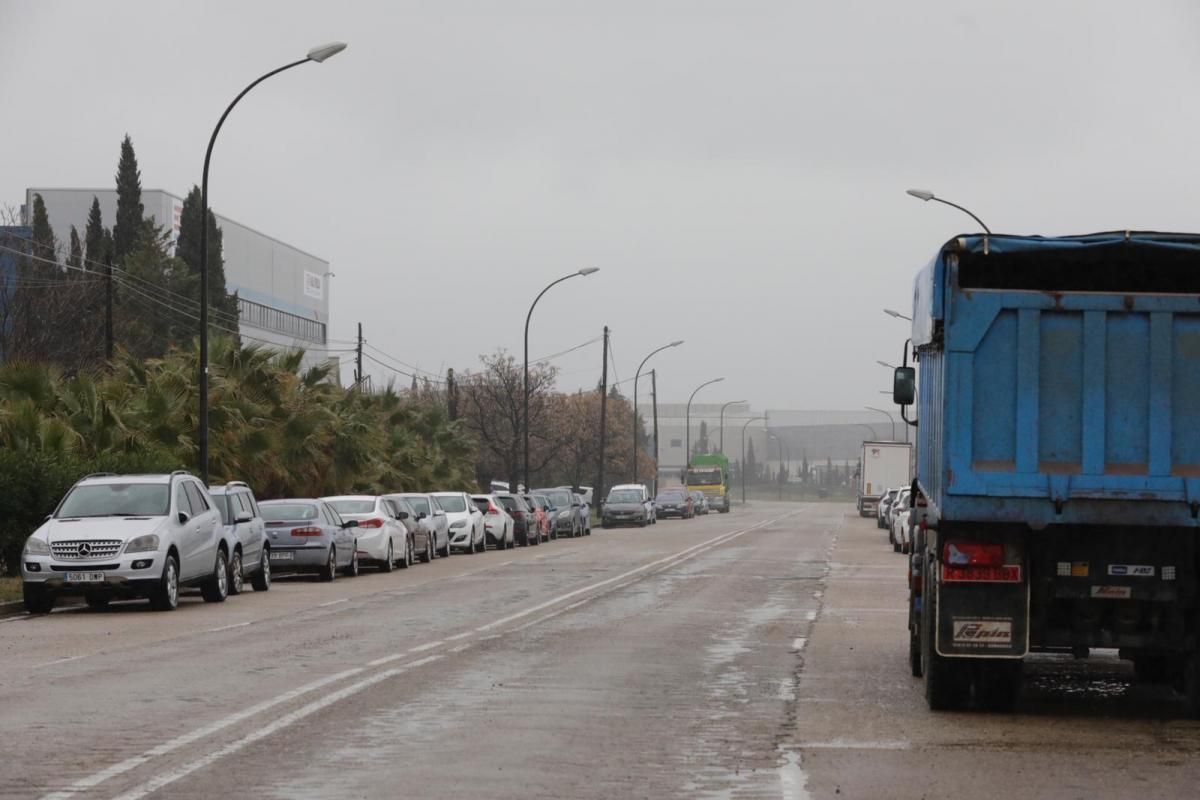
{"left": 21, "top": 471, "right": 229, "bottom": 613}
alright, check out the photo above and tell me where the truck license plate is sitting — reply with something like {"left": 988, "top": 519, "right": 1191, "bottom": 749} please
{"left": 65, "top": 572, "right": 106, "bottom": 583}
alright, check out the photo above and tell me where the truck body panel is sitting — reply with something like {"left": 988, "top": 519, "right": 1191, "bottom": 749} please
{"left": 858, "top": 441, "right": 912, "bottom": 516}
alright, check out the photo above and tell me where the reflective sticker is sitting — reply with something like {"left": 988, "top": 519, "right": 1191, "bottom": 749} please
{"left": 1071, "top": 562, "right": 1089, "bottom": 577}
{"left": 1091, "top": 585, "right": 1133, "bottom": 599}
{"left": 1108, "top": 564, "right": 1154, "bottom": 577}
{"left": 952, "top": 619, "right": 1013, "bottom": 644}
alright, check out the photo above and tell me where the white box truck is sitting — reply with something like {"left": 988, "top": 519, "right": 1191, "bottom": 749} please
{"left": 857, "top": 441, "right": 912, "bottom": 517}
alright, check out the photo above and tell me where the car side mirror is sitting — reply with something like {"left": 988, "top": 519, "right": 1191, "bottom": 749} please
{"left": 893, "top": 366, "right": 916, "bottom": 405}
{"left": 342, "top": 519, "right": 359, "bottom": 529}
{"left": 177, "top": 511, "right": 191, "bottom": 525}
{"left": 434, "top": 510, "right": 445, "bottom": 517}
{"left": 398, "top": 511, "right": 410, "bottom": 520}
{"left": 417, "top": 512, "right": 427, "bottom": 521}
{"left": 235, "top": 511, "right": 252, "bottom": 524}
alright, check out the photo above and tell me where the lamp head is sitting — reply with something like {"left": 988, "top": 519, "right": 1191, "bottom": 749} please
{"left": 307, "top": 42, "right": 348, "bottom": 63}
{"left": 906, "top": 189, "right": 935, "bottom": 202}
{"left": 577, "top": 267, "right": 600, "bottom": 276}
{"left": 669, "top": 340, "right": 684, "bottom": 348}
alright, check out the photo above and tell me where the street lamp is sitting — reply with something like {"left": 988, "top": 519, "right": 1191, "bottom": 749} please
{"left": 741, "top": 416, "right": 765, "bottom": 504}
{"left": 685, "top": 377, "right": 724, "bottom": 463}
{"left": 523, "top": 267, "right": 599, "bottom": 489}
{"left": 905, "top": 189, "right": 992, "bottom": 235}
{"left": 633, "top": 340, "right": 683, "bottom": 485}
{"left": 768, "top": 433, "right": 788, "bottom": 501}
{"left": 198, "top": 41, "right": 347, "bottom": 484}
{"left": 864, "top": 405, "right": 896, "bottom": 440}
{"left": 718, "top": 399, "right": 745, "bottom": 454}
{"left": 883, "top": 308, "right": 911, "bottom": 321}
{"left": 876, "top": 360, "right": 896, "bottom": 369}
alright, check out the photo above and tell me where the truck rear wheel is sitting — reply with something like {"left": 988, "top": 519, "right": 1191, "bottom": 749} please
{"left": 922, "top": 589, "right": 969, "bottom": 711}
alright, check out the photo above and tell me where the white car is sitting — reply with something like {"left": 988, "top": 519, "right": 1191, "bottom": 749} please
{"left": 472, "top": 493, "right": 514, "bottom": 549}
{"left": 398, "top": 493, "right": 452, "bottom": 558}
{"left": 890, "top": 491, "right": 912, "bottom": 553}
{"left": 209, "top": 481, "right": 270, "bottom": 595}
{"left": 21, "top": 471, "right": 228, "bottom": 612}
{"left": 432, "top": 491, "right": 485, "bottom": 553}
{"left": 323, "top": 495, "right": 408, "bottom": 572}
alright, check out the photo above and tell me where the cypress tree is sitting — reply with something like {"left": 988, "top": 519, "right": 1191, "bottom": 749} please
{"left": 67, "top": 226, "right": 83, "bottom": 270}
{"left": 84, "top": 196, "right": 106, "bottom": 265}
{"left": 113, "top": 134, "right": 144, "bottom": 262}
{"left": 175, "top": 185, "right": 229, "bottom": 305}
{"left": 30, "top": 193, "right": 57, "bottom": 263}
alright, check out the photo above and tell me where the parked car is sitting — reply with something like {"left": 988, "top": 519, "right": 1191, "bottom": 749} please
{"left": 383, "top": 494, "right": 425, "bottom": 565}
{"left": 397, "top": 493, "right": 452, "bottom": 559}
{"left": 536, "top": 487, "right": 582, "bottom": 538}
{"left": 689, "top": 490, "right": 710, "bottom": 515}
{"left": 558, "top": 485, "right": 594, "bottom": 506}
{"left": 21, "top": 471, "right": 230, "bottom": 613}
{"left": 525, "top": 494, "right": 552, "bottom": 543}
{"left": 601, "top": 486, "right": 654, "bottom": 528}
{"left": 497, "top": 493, "right": 538, "bottom": 546}
{"left": 877, "top": 488, "right": 899, "bottom": 530}
{"left": 889, "top": 490, "right": 912, "bottom": 553}
{"left": 575, "top": 493, "right": 592, "bottom": 535}
{"left": 323, "top": 495, "right": 407, "bottom": 572}
{"left": 259, "top": 499, "right": 360, "bottom": 581}
{"left": 886, "top": 487, "right": 910, "bottom": 538}
{"left": 472, "top": 493, "right": 514, "bottom": 549}
{"left": 210, "top": 481, "right": 270, "bottom": 595}
{"left": 432, "top": 491, "right": 486, "bottom": 554}
{"left": 655, "top": 488, "right": 694, "bottom": 519}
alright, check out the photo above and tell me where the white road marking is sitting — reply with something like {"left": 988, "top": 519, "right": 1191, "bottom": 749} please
{"left": 778, "top": 750, "right": 811, "bottom": 800}
{"left": 365, "top": 653, "right": 404, "bottom": 667}
{"left": 408, "top": 640, "right": 444, "bottom": 652}
{"left": 111, "top": 655, "right": 445, "bottom": 800}
{"left": 316, "top": 598, "right": 347, "bottom": 608}
{"left": 444, "top": 631, "right": 472, "bottom": 641}
{"left": 796, "top": 739, "right": 911, "bottom": 750}
{"left": 32, "top": 655, "right": 83, "bottom": 668}
{"left": 792, "top": 637, "right": 808, "bottom": 651}
{"left": 805, "top": 610, "right": 817, "bottom": 621}
{"left": 205, "top": 621, "right": 250, "bottom": 633}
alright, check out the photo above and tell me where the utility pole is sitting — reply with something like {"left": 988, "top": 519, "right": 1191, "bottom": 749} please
{"left": 596, "top": 326, "right": 609, "bottom": 509}
{"left": 104, "top": 253, "right": 113, "bottom": 361}
{"left": 651, "top": 369, "right": 660, "bottom": 494}
{"left": 355, "top": 322, "right": 363, "bottom": 389}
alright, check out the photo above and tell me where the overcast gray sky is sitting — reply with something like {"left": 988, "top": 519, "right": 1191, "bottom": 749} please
{"left": 4, "top": 0, "right": 1200, "bottom": 410}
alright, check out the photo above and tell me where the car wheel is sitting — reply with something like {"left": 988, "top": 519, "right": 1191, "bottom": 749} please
{"left": 319, "top": 547, "right": 337, "bottom": 582}
{"left": 381, "top": 541, "right": 395, "bottom": 573}
{"left": 439, "top": 533, "right": 451, "bottom": 559}
{"left": 23, "top": 583, "right": 55, "bottom": 615}
{"left": 420, "top": 535, "right": 433, "bottom": 563}
{"left": 201, "top": 549, "right": 230, "bottom": 603}
{"left": 84, "top": 592, "right": 110, "bottom": 610}
{"left": 228, "top": 548, "right": 245, "bottom": 596}
{"left": 343, "top": 548, "right": 360, "bottom": 578}
{"left": 399, "top": 536, "right": 412, "bottom": 569}
{"left": 251, "top": 548, "right": 271, "bottom": 591}
{"left": 150, "top": 554, "right": 180, "bottom": 611}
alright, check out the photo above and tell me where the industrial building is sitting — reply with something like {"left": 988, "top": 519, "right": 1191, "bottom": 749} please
{"left": 23, "top": 188, "right": 333, "bottom": 371}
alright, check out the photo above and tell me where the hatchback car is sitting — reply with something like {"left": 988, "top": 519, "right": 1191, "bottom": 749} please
{"left": 398, "top": 493, "right": 452, "bottom": 559}
{"left": 472, "top": 493, "right": 514, "bottom": 549}
{"left": 432, "top": 491, "right": 486, "bottom": 554}
{"left": 523, "top": 494, "right": 551, "bottom": 543}
{"left": 259, "top": 499, "right": 360, "bottom": 581}
{"left": 602, "top": 487, "right": 653, "bottom": 528}
{"left": 383, "top": 495, "right": 425, "bottom": 565}
{"left": 210, "top": 481, "right": 270, "bottom": 595}
{"left": 21, "top": 471, "right": 229, "bottom": 613}
{"left": 323, "top": 495, "right": 408, "bottom": 572}
{"left": 877, "top": 488, "right": 899, "bottom": 529}
{"left": 497, "top": 493, "right": 538, "bottom": 546}
{"left": 535, "top": 487, "right": 581, "bottom": 538}
{"left": 689, "top": 491, "right": 710, "bottom": 515}
{"left": 655, "top": 489, "right": 694, "bottom": 519}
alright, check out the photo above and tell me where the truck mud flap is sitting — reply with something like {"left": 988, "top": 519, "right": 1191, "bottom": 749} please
{"left": 936, "top": 580, "right": 1029, "bottom": 659}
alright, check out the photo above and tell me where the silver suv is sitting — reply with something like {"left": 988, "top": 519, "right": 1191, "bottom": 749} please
{"left": 21, "top": 471, "right": 229, "bottom": 613}
{"left": 209, "top": 481, "right": 270, "bottom": 595}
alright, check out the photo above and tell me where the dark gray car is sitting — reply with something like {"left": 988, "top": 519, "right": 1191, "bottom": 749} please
{"left": 260, "top": 499, "right": 360, "bottom": 581}
{"left": 601, "top": 488, "right": 651, "bottom": 528}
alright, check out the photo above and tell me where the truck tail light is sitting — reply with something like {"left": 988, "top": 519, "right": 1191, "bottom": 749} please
{"left": 357, "top": 518, "right": 384, "bottom": 528}
{"left": 942, "top": 540, "right": 1020, "bottom": 583}
{"left": 291, "top": 526, "right": 323, "bottom": 537}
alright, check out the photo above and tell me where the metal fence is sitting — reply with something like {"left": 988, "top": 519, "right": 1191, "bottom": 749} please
{"left": 237, "top": 297, "right": 325, "bottom": 344}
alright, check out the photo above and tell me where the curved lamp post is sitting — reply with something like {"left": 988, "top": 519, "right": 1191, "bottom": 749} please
{"left": 685, "top": 377, "right": 724, "bottom": 463}
{"left": 741, "top": 416, "right": 765, "bottom": 503}
{"left": 523, "top": 267, "right": 599, "bottom": 488}
{"left": 198, "top": 42, "right": 347, "bottom": 483}
{"left": 632, "top": 340, "right": 683, "bottom": 485}
{"left": 717, "top": 399, "right": 745, "bottom": 454}
{"left": 864, "top": 405, "right": 897, "bottom": 440}
{"left": 905, "top": 189, "right": 991, "bottom": 234}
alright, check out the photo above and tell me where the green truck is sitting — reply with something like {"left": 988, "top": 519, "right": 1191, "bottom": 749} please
{"left": 686, "top": 454, "right": 731, "bottom": 513}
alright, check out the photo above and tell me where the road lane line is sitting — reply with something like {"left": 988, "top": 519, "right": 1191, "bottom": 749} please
{"left": 205, "top": 621, "right": 250, "bottom": 633}
{"left": 408, "top": 640, "right": 444, "bottom": 653}
{"left": 316, "top": 598, "right": 347, "bottom": 608}
{"left": 49, "top": 511, "right": 794, "bottom": 798}
{"left": 32, "top": 655, "right": 83, "bottom": 668}
{"left": 112, "top": 655, "right": 445, "bottom": 800}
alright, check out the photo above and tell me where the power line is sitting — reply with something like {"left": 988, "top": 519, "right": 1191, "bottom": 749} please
{"left": 530, "top": 335, "right": 602, "bottom": 366}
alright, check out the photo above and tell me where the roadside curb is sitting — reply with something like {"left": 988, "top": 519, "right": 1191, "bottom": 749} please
{"left": 0, "top": 600, "right": 26, "bottom": 619}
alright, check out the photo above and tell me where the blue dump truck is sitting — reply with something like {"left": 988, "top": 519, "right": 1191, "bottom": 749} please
{"left": 896, "top": 232, "right": 1200, "bottom": 712}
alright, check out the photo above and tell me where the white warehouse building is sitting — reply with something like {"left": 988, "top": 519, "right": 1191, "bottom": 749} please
{"left": 25, "top": 187, "right": 334, "bottom": 371}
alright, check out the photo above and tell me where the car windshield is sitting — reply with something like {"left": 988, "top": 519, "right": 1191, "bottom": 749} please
{"left": 260, "top": 503, "right": 318, "bottom": 521}
{"left": 57, "top": 483, "right": 169, "bottom": 518}
{"left": 656, "top": 492, "right": 685, "bottom": 503}
{"left": 405, "top": 496, "right": 431, "bottom": 515}
{"left": 472, "top": 497, "right": 490, "bottom": 513}
{"left": 327, "top": 499, "right": 376, "bottom": 515}
{"left": 608, "top": 490, "right": 642, "bottom": 503}
{"left": 687, "top": 468, "right": 722, "bottom": 485}
{"left": 541, "top": 489, "right": 572, "bottom": 506}
{"left": 435, "top": 495, "right": 467, "bottom": 513}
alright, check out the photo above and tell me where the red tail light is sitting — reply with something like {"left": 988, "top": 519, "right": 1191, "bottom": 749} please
{"left": 357, "top": 518, "right": 384, "bottom": 528}
{"left": 291, "top": 526, "right": 323, "bottom": 537}
{"left": 487, "top": 505, "right": 500, "bottom": 515}
{"left": 944, "top": 541, "right": 1003, "bottom": 566}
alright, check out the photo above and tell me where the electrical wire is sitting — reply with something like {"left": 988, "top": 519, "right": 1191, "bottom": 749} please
{"left": 530, "top": 335, "right": 602, "bottom": 366}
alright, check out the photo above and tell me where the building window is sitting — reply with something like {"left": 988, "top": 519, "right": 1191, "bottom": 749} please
{"left": 238, "top": 297, "right": 326, "bottom": 344}
{"left": 670, "top": 439, "right": 682, "bottom": 448}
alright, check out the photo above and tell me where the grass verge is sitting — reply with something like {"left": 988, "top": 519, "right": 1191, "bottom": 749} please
{"left": 0, "top": 576, "right": 22, "bottom": 604}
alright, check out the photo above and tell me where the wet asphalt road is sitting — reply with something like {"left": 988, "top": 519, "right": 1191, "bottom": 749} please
{"left": 4, "top": 504, "right": 1200, "bottom": 799}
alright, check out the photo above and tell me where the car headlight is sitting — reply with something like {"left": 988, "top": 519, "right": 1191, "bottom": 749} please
{"left": 23, "top": 537, "right": 50, "bottom": 556}
{"left": 450, "top": 520, "right": 467, "bottom": 529}
{"left": 557, "top": 510, "right": 572, "bottom": 519}
{"left": 124, "top": 534, "right": 160, "bottom": 554}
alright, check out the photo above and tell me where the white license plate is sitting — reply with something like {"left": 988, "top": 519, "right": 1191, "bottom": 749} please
{"left": 270, "top": 551, "right": 294, "bottom": 560}
{"left": 65, "top": 571, "right": 106, "bottom": 583}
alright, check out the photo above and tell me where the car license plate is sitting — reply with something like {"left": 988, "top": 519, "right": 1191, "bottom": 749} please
{"left": 270, "top": 551, "right": 294, "bottom": 560}
{"left": 65, "top": 571, "right": 106, "bottom": 583}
